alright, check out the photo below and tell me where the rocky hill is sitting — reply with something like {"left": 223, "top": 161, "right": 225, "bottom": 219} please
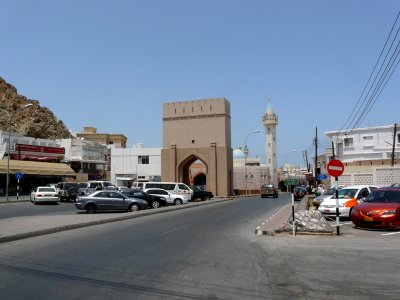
{"left": 0, "top": 77, "right": 71, "bottom": 139}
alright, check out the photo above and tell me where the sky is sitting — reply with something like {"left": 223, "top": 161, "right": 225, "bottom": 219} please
{"left": 1, "top": 0, "right": 399, "bottom": 167}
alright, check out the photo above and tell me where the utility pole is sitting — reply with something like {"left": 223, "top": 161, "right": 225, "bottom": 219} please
{"left": 332, "top": 141, "right": 335, "bottom": 160}
{"left": 392, "top": 123, "right": 397, "bottom": 167}
{"left": 314, "top": 127, "right": 318, "bottom": 186}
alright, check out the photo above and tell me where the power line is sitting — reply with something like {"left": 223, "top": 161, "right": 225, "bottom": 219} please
{"left": 340, "top": 10, "right": 400, "bottom": 137}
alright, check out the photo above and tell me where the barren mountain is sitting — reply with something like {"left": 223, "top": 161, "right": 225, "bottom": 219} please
{"left": 0, "top": 77, "right": 71, "bottom": 139}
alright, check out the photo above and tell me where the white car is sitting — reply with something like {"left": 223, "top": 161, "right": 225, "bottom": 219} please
{"left": 144, "top": 188, "right": 188, "bottom": 205}
{"left": 318, "top": 185, "right": 379, "bottom": 218}
{"left": 31, "top": 186, "right": 59, "bottom": 204}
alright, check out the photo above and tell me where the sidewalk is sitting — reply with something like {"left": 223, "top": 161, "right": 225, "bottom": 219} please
{"left": 255, "top": 195, "right": 311, "bottom": 236}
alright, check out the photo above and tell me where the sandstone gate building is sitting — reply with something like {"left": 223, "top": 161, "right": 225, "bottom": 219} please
{"left": 161, "top": 98, "right": 234, "bottom": 197}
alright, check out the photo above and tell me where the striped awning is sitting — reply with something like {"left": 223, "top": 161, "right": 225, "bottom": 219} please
{"left": 0, "top": 160, "right": 76, "bottom": 177}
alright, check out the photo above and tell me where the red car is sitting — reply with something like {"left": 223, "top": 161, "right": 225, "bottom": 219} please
{"left": 351, "top": 187, "right": 400, "bottom": 229}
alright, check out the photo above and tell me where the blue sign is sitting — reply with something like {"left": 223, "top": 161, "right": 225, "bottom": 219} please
{"left": 317, "top": 174, "right": 328, "bottom": 180}
{"left": 15, "top": 172, "right": 24, "bottom": 180}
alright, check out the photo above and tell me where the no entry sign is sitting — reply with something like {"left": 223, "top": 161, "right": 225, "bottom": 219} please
{"left": 327, "top": 159, "right": 344, "bottom": 177}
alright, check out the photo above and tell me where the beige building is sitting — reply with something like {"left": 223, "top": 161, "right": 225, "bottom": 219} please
{"left": 77, "top": 127, "right": 127, "bottom": 148}
{"left": 76, "top": 127, "right": 127, "bottom": 180}
{"left": 161, "top": 98, "right": 234, "bottom": 197}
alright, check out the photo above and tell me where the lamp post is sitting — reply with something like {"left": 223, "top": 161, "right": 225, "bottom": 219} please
{"left": 0, "top": 103, "right": 33, "bottom": 201}
{"left": 244, "top": 130, "right": 260, "bottom": 195}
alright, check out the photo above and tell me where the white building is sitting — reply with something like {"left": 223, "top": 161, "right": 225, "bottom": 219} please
{"left": 58, "top": 138, "right": 108, "bottom": 181}
{"left": 325, "top": 125, "right": 399, "bottom": 163}
{"left": 324, "top": 124, "right": 400, "bottom": 186}
{"left": 111, "top": 143, "right": 162, "bottom": 187}
{"left": 232, "top": 148, "right": 269, "bottom": 194}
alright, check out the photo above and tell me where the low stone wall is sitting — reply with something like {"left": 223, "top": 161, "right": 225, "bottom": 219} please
{"left": 282, "top": 195, "right": 333, "bottom": 235}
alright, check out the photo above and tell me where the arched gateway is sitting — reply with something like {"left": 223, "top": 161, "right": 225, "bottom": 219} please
{"left": 161, "top": 98, "right": 234, "bottom": 197}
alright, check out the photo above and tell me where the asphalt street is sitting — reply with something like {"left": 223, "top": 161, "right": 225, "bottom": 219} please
{"left": 0, "top": 201, "right": 76, "bottom": 220}
{"left": 0, "top": 194, "right": 399, "bottom": 299}
{"left": 0, "top": 195, "right": 291, "bottom": 300}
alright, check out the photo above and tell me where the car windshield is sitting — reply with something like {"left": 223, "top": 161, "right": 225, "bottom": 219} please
{"left": 323, "top": 188, "right": 336, "bottom": 195}
{"left": 364, "top": 190, "right": 400, "bottom": 203}
{"left": 38, "top": 187, "right": 56, "bottom": 192}
{"left": 338, "top": 189, "right": 357, "bottom": 199}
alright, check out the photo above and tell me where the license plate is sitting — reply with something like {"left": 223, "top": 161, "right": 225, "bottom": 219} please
{"left": 364, "top": 216, "right": 373, "bottom": 222}
{"left": 324, "top": 209, "right": 330, "bottom": 213}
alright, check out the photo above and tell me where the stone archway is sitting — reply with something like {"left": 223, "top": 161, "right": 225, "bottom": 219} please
{"left": 161, "top": 98, "right": 233, "bottom": 197}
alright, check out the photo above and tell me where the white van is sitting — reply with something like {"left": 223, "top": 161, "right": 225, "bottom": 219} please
{"left": 131, "top": 182, "right": 193, "bottom": 201}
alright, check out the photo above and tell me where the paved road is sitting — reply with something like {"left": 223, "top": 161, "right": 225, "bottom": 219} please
{"left": 0, "top": 201, "right": 77, "bottom": 220}
{"left": 0, "top": 195, "right": 291, "bottom": 300}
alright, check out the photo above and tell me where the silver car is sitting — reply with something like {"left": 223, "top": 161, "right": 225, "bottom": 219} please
{"left": 75, "top": 191, "right": 148, "bottom": 214}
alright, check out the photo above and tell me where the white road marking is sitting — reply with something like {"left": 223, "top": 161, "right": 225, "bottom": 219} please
{"left": 381, "top": 232, "right": 400, "bottom": 236}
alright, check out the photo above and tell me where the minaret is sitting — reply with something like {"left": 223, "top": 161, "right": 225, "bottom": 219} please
{"left": 262, "top": 99, "right": 278, "bottom": 186}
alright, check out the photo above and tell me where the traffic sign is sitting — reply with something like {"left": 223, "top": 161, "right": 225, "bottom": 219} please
{"left": 15, "top": 172, "right": 24, "bottom": 180}
{"left": 327, "top": 159, "right": 344, "bottom": 177}
{"left": 285, "top": 178, "right": 298, "bottom": 185}
{"left": 317, "top": 174, "right": 328, "bottom": 180}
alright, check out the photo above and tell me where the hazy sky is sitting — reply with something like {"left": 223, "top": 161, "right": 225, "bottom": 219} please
{"left": 1, "top": 0, "right": 399, "bottom": 167}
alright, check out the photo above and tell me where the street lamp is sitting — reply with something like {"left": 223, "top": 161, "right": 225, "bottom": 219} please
{"left": 244, "top": 129, "right": 260, "bottom": 195}
{"left": 0, "top": 103, "right": 33, "bottom": 201}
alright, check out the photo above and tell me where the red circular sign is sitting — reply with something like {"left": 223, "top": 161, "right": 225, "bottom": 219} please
{"left": 327, "top": 159, "right": 344, "bottom": 177}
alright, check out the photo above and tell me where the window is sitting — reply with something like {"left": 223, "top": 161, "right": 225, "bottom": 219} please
{"left": 397, "top": 133, "right": 400, "bottom": 143}
{"left": 178, "top": 184, "right": 189, "bottom": 190}
{"left": 344, "top": 137, "right": 353, "bottom": 147}
{"left": 363, "top": 136, "right": 373, "bottom": 147}
{"left": 138, "top": 155, "right": 149, "bottom": 164}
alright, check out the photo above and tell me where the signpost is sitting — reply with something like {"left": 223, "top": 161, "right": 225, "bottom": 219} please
{"left": 327, "top": 160, "right": 344, "bottom": 235}
{"left": 317, "top": 174, "right": 328, "bottom": 180}
{"left": 15, "top": 172, "right": 24, "bottom": 201}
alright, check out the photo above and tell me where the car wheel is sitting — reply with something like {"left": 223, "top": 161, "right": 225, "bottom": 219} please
{"left": 174, "top": 199, "right": 183, "bottom": 205}
{"left": 348, "top": 207, "right": 353, "bottom": 219}
{"left": 203, "top": 196, "right": 210, "bottom": 201}
{"left": 130, "top": 204, "right": 139, "bottom": 212}
{"left": 86, "top": 204, "right": 97, "bottom": 214}
{"left": 58, "top": 195, "right": 63, "bottom": 202}
{"left": 151, "top": 201, "right": 160, "bottom": 209}
{"left": 68, "top": 188, "right": 78, "bottom": 201}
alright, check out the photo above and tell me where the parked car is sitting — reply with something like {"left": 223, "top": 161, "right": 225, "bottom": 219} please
{"left": 56, "top": 182, "right": 79, "bottom": 202}
{"left": 313, "top": 185, "right": 345, "bottom": 208}
{"left": 190, "top": 186, "right": 214, "bottom": 201}
{"left": 121, "top": 189, "right": 167, "bottom": 208}
{"left": 46, "top": 183, "right": 57, "bottom": 189}
{"left": 144, "top": 188, "right": 188, "bottom": 205}
{"left": 78, "top": 181, "right": 116, "bottom": 196}
{"left": 131, "top": 182, "right": 193, "bottom": 201}
{"left": 75, "top": 190, "right": 148, "bottom": 214}
{"left": 293, "top": 186, "right": 307, "bottom": 201}
{"left": 116, "top": 186, "right": 131, "bottom": 193}
{"left": 318, "top": 185, "right": 379, "bottom": 218}
{"left": 260, "top": 184, "right": 279, "bottom": 198}
{"left": 31, "top": 186, "right": 58, "bottom": 204}
{"left": 351, "top": 187, "right": 400, "bottom": 229}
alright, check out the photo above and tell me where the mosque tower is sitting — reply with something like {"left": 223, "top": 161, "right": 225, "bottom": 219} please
{"left": 262, "top": 99, "right": 278, "bottom": 186}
